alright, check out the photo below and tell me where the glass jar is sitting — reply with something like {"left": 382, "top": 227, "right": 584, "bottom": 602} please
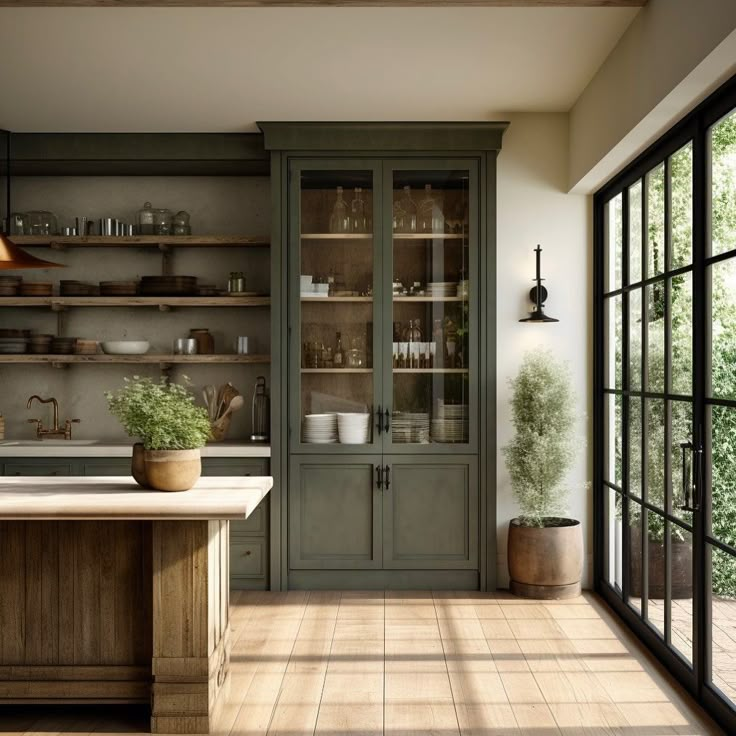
{"left": 153, "top": 208, "right": 172, "bottom": 235}
{"left": 26, "top": 210, "right": 58, "bottom": 236}
{"left": 8, "top": 213, "right": 27, "bottom": 235}
{"left": 136, "top": 202, "right": 155, "bottom": 235}
{"left": 328, "top": 186, "right": 350, "bottom": 234}
{"left": 418, "top": 184, "right": 445, "bottom": 234}
{"left": 395, "top": 186, "right": 417, "bottom": 233}
{"left": 350, "top": 188, "right": 367, "bottom": 233}
{"left": 172, "top": 210, "right": 191, "bottom": 236}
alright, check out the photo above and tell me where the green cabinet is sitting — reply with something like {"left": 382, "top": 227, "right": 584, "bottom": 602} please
{"left": 0, "top": 455, "right": 271, "bottom": 590}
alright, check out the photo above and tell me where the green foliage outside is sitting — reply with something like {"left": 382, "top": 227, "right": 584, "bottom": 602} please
{"left": 503, "top": 349, "right": 579, "bottom": 527}
{"left": 105, "top": 375, "right": 211, "bottom": 451}
{"left": 612, "top": 111, "right": 736, "bottom": 596}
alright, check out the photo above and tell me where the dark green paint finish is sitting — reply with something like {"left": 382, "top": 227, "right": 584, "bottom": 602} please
{"left": 288, "top": 569, "right": 480, "bottom": 591}
{"left": 259, "top": 122, "right": 508, "bottom": 153}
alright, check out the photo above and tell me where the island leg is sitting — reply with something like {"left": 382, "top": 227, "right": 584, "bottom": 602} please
{"left": 151, "top": 520, "right": 230, "bottom": 734}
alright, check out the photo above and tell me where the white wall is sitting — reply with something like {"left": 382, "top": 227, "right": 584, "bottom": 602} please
{"left": 569, "top": 0, "right": 736, "bottom": 193}
{"left": 496, "top": 114, "right": 593, "bottom": 587}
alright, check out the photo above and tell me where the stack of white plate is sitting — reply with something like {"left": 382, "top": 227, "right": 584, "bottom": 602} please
{"left": 431, "top": 402, "right": 469, "bottom": 443}
{"left": 392, "top": 412, "right": 430, "bottom": 444}
{"left": 337, "top": 412, "right": 370, "bottom": 444}
{"left": 427, "top": 281, "right": 457, "bottom": 298}
{"left": 303, "top": 413, "right": 338, "bottom": 443}
{"left": 0, "top": 337, "right": 27, "bottom": 354}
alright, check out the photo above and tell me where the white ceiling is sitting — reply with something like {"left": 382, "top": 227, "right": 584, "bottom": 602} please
{"left": 0, "top": 7, "right": 638, "bottom": 132}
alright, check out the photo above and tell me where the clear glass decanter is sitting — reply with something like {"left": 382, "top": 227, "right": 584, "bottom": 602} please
{"left": 351, "top": 187, "right": 367, "bottom": 233}
{"left": 329, "top": 186, "right": 351, "bottom": 234}
{"left": 396, "top": 186, "right": 417, "bottom": 233}
{"left": 418, "top": 184, "right": 445, "bottom": 234}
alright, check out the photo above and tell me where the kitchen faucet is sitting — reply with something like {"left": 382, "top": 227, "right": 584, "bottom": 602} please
{"left": 26, "top": 395, "right": 81, "bottom": 440}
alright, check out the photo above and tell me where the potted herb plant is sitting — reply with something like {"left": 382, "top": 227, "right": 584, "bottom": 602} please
{"left": 106, "top": 376, "right": 211, "bottom": 492}
{"left": 502, "top": 349, "right": 584, "bottom": 599}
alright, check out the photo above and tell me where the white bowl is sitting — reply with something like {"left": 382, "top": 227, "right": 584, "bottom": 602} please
{"left": 101, "top": 340, "right": 150, "bottom": 355}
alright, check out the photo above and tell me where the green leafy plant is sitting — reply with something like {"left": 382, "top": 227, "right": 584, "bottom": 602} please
{"left": 105, "top": 375, "right": 211, "bottom": 451}
{"left": 502, "top": 349, "right": 581, "bottom": 527}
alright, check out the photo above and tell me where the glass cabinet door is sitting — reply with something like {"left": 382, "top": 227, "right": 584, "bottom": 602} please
{"left": 383, "top": 164, "right": 478, "bottom": 451}
{"left": 291, "top": 163, "right": 382, "bottom": 451}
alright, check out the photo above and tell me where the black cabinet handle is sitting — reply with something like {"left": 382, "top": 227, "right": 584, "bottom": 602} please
{"left": 384, "top": 464, "right": 391, "bottom": 491}
{"left": 375, "top": 464, "right": 383, "bottom": 490}
{"left": 376, "top": 405, "right": 383, "bottom": 435}
{"left": 384, "top": 408, "right": 390, "bottom": 434}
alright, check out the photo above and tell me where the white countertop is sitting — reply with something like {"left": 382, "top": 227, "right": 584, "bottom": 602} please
{"left": 0, "top": 441, "right": 270, "bottom": 459}
{"left": 0, "top": 476, "right": 272, "bottom": 520}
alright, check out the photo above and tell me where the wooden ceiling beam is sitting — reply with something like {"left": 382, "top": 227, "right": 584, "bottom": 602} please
{"left": 0, "top": 1, "right": 649, "bottom": 8}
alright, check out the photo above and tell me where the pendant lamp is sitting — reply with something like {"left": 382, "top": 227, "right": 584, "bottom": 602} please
{"left": 0, "top": 233, "right": 65, "bottom": 270}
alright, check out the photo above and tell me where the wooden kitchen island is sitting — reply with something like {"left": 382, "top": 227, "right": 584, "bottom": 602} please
{"left": 0, "top": 475, "right": 272, "bottom": 734}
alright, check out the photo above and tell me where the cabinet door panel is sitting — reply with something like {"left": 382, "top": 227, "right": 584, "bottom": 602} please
{"left": 81, "top": 461, "right": 131, "bottom": 476}
{"left": 4, "top": 463, "right": 73, "bottom": 476}
{"left": 289, "top": 455, "right": 382, "bottom": 569}
{"left": 383, "top": 457, "right": 478, "bottom": 569}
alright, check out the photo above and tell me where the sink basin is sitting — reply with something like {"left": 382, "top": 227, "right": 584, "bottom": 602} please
{"left": 0, "top": 440, "right": 100, "bottom": 446}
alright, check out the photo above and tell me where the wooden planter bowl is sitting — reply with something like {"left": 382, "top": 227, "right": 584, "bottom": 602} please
{"left": 143, "top": 448, "right": 202, "bottom": 492}
{"left": 507, "top": 518, "right": 583, "bottom": 600}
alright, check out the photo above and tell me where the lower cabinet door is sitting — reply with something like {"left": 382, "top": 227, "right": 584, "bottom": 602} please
{"left": 289, "top": 454, "right": 383, "bottom": 570}
{"left": 4, "top": 462, "right": 73, "bottom": 476}
{"left": 382, "top": 456, "right": 478, "bottom": 569}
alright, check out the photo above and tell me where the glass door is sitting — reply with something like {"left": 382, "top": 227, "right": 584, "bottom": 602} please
{"left": 382, "top": 162, "right": 478, "bottom": 453}
{"left": 290, "top": 161, "right": 382, "bottom": 452}
{"left": 706, "top": 106, "right": 736, "bottom": 712}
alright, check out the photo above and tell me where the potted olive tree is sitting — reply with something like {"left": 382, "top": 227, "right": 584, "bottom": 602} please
{"left": 106, "top": 376, "right": 211, "bottom": 492}
{"left": 502, "top": 349, "right": 584, "bottom": 599}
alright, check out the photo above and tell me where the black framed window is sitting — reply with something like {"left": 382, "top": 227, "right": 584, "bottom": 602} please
{"left": 595, "top": 73, "right": 736, "bottom": 734}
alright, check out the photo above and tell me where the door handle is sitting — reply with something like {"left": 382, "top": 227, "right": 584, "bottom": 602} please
{"left": 679, "top": 440, "right": 703, "bottom": 513}
{"left": 384, "top": 464, "right": 391, "bottom": 491}
{"left": 375, "top": 464, "right": 383, "bottom": 490}
{"left": 384, "top": 408, "right": 390, "bottom": 434}
{"left": 375, "top": 405, "right": 383, "bottom": 435}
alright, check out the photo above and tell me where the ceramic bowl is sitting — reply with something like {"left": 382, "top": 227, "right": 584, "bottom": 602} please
{"left": 101, "top": 340, "right": 150, "bottom": 355}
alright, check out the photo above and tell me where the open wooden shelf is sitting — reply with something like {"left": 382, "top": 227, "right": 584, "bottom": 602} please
{"left": 0, "top": 354, "right": 270, "bottom": 366}
{"left": 393, "top": 368, "right": 469, "bottom": 374}
{"left": 10, "top": 235, "right": 269, "bottom": 249}
{"left": 0, "top": 296, "right": 270, "bottom": 309}
{"left": 301, "top": 296, "right": 372, "bottom": 303}
{"left": 301, "top": 368, "right": 372, "bottom": 374}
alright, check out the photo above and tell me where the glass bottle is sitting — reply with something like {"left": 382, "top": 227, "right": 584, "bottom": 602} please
{"left": 418, "top": 184, "right": 445, "bottom": 234}
{"left": 329, "top": 186, "right": 351, "bottom": 234}
{"left": 396, "top": 186, "right": 417, "bottom": 233}
{"left": 433, "top": 319, "right": 444, "bottom": 369}
{"left": 136, "top": 202, "right": 155, "bottom": 235}
{"left": 153, "top": 208, "right": 173, "bottom": 235}
{"left": 172, "top": 210, "right": 191, "bottom": 235}
{"left": 334, "top": 331, "right": 344, "bottom": 369}
{"left": 351, "top": 187, "right": 367, "bottom": 233}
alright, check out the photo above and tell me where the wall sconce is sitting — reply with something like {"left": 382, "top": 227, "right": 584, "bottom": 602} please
{"left": 519, "top": 244, "right": 558, "bottom": 323}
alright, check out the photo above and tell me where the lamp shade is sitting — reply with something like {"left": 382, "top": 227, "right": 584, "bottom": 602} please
{"left": 0, "top": 234, "right": 65, "bottom": 270}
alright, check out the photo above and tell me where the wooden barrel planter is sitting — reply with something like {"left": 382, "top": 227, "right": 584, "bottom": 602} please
{"left": 629, "top": 528, "right": 693, "bottom": 599}
{"left": 507, "top": 517, "right": 583, "bottom": 599}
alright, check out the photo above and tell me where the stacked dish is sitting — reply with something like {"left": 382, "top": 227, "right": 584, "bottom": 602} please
{"left": 100, "top": 281, "right": 138, "bottom": 296}
{"left": 392, "top": 411, "right": 430, "bottom": 444}
{"left": 426, "top": 281, "right": 457, "bottom": 299}
{"left": 337, "top": 412, "right": 370, "bottom": 444}
{"left": 140, "top": 276, "right": 198, "bottom": 296}
{"left": 0, "top": 276, "right": 21, "bottom": 296}
{"left": 20, "top": 282, "right": 52, "bottom": 297}
{"left": 28, "top": 334, "right": 53, "bottom": 354}
{"left": 60, "top": 280, "right": 98, "bottom": 296}
{"left": 431, "top": 402, "right": 469, "bottom": 443}
{"left": 74, "top": 339, "right": 99, "bottom": 355}
{"left": 0, "top": 331, "right": 27, "bottom": 353}
{"left": 50, "top": 337, "right": 78, "bottom": 354}
{"left": 303, "top": 413, "right": 338, "bottom": 443}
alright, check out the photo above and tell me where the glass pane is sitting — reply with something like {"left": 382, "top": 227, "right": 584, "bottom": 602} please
{"left": 671, "top": 525, "right": 693, "bottom": 666}
{"left": 647, "top": 398, "right": 665, "bottom": 509}
{"left": 710, "top": 545, "right": 736, "bottom": 706}
{"left": 670, "top": 143, "right": 693, "bottom": 269}
{"left": 709, "top": 256, "right": 736, "bottom": 400}
{"left": 630, "top": 180, "right": 643, "bottom": 284}
{"left": 299, "top": 170, "right": 375, "bottom": 444}
{"left": 628, "top": 499, "right": 643, "bottom": 614}
{"left": 670, "top": 273, "right": 692, "bottom": 395}
{"left": 709, "top": 108, "right": 736, "bottom": 257}
{"left": 646, "top": 509, "right": 665, "bottom": 637}
{"left": 604, "top": 393, "right": 623, "bottom": 487}
{"left": 605, "top": 193, "right": 623, "bottom": 292}
{"left": 391, "top": 171, "right": 470, "bottom": 445}
{"left": 630, "top": 288, "right": 642, "bottom": 391}
{"left": 646, "top": 282, "right": 665, "bottom": 393}
{"left": 671, "top": 400, "right": 693, "bottom": 526}
{"left": 711, "top": 406, "right": 736, "bottom": 548}
{"left": 604, "top": 486, "right": 624, "bottom": 594}
{"left": 604, "top": 295, "right": 623, "bottom": 391}
{"left": 647, "top": 164, "right": 665, "bottom": 278}
{"left": 629, "top": 396, "right": 642, "bottom": 498}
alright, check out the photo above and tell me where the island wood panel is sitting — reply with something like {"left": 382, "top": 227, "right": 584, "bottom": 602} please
{"left": 0, "top": 520, "right": 151, "bottom": 701}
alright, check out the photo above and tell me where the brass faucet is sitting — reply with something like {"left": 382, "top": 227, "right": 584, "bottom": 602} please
{"left": 26, "top": 395, "right": 81, "bottom": 440}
